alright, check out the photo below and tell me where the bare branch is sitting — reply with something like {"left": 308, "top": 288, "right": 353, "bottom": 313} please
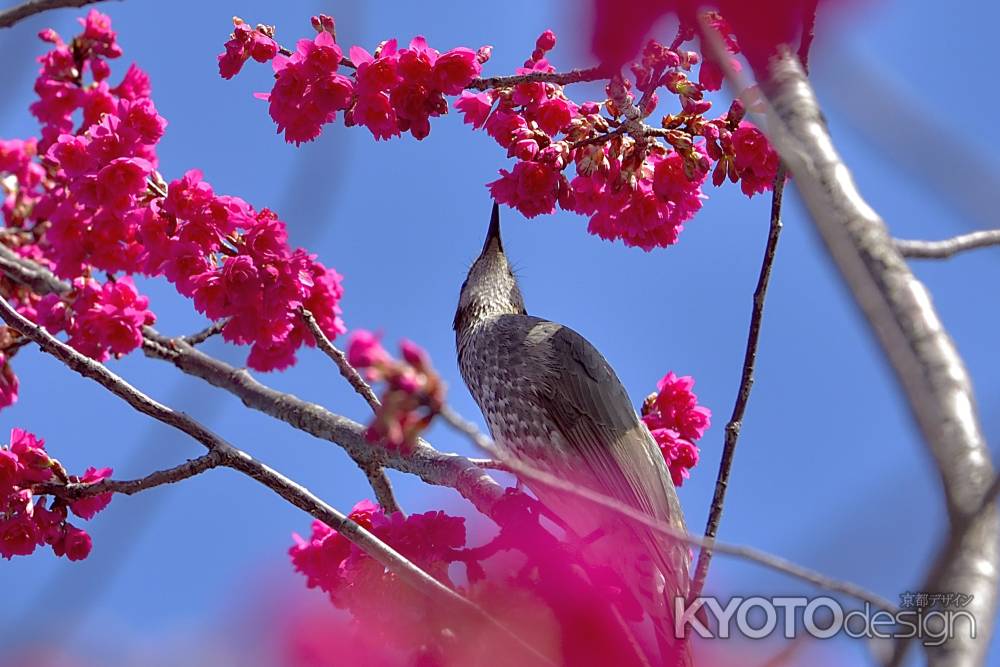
{"left": 180, "top": 319, "right": 227, "bottom": 346}
{"left": 0, "top": 0, "right": 114, "bottom": 29}
{"left": 299, "top": 308, "right": 400, "bottom": 513}
{"left": 757, "top": 52, "right": 998, "bottom": 667}
{"left": 140, "top": 331, "right": 505, "bottom": 517}
{"left": 895, "top": 230, "right": 1000, "bottom": 260}
{"left": 689, "top": 164, "right": 786, "bottom": 603}
{"left": 300, "top": 308, "right": 380, "bottom": 412}
{"left": 467, "top": 66, "right": 609, "bottom": 91}
{"left": 36, "top": 451, "right": 225, "bottom": 499}
{"left": 0, "top": 292, "right": 552, "bottom": 666}
{"left": 438, "top": 406, "right": 896, "bottom": 613}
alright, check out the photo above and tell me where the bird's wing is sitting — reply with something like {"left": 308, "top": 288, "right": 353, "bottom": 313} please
{"left": 530, "top": 321, "right": 690, "bottom": 587}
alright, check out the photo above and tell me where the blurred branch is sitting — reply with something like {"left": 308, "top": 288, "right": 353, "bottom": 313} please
{"left": 895, "top": 230, "right": 1000, "bottom": 260}
{"left": 0, "top": 290, "right": 553, "bottom": 666}
{"left": 756, "top": 51, "right": 998, "bottom": 667}
{"left": 0, "top": 0, "right": 114, "bottom": 28}
{"left": 690, "top": 164, "right": 786, "bottom": 604}
{"left": 438, "top": 406, "right": 897, "bottom": 613}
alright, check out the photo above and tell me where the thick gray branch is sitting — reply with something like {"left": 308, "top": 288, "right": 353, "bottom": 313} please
{"left": 759, "top": 52, "right": 998, "bottom": 667}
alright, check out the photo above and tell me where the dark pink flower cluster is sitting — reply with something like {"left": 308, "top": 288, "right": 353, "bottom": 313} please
{"left": 0, "top": 11, "right": 347, "bottom": 379}
{"left": 218, "top": 18, "right": 279, "bottom": 80}
{"left": 346, "top": 331, "right": 444, "bottom": 449}
{"left": 641, "top": 371, "right": 711, "bottom": 486}
{"left": 223, "top": 16, "right": 780, "bottom": 251}
{"left": 290, "top": 500, "right": 465, "bottom": 631}
{"left": 32, "top": 277, "right": 155, "bottom": 362}
{"left": 222, "top": 15, "right": 484, "bottom": 143}
{"left": 0, "top": 428, "right": 111, "bottom": 561}
{"left": 0, "top": 139, "right": 46, "bottom": 228}
{"left": 142, "top": 172, "right": 346, "bottom": 370}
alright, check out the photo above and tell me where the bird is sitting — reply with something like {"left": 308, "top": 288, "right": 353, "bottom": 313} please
{"left": 454, "top": 201, "right": 692, "bottom": 665}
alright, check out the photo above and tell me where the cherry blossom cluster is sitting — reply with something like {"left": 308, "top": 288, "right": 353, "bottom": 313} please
{"left": 641, "top": 371, "right": 712, "bottom": 486}
{"left": 346, "top": 330, "right": 444, "bottom": 449}
{"left": 222, "top": 14, "right": 779, "bottom": 251}
{"left": 0, "top": 11, "right": 348, "bottom": 412}
{"left": 0, "top": 428, "right": 111, "bottom": 561}
{"left": 290, "top": 500, "right": 465, "bottom": 634}
{"left": 220, "top": 16, "right": 484, "bottom": 144}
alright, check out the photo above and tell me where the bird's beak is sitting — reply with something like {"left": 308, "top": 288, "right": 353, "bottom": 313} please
{"left": 480, "top": 201, "right": 503, "bottom": 256}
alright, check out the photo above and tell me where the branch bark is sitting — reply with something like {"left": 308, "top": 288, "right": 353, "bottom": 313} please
{"left": 689, "top": 165, "right": 786, "bottom": 603}
{"left": 757, "top": 51, "right": 998, "bottom": 667}
{"left": 895, "top": 230, "right": 1000, "bottom": 260}
{"left": 0, "top": 0, "right": 114, "bottom": 29}
{"left": 299, "top": 308, "right": 400, "bottom": 514}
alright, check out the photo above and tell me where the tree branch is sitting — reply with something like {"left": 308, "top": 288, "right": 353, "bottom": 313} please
{"left": 689, "top": 164, "right": 786, "bottom": 604}
{"left": 757, "top": 51, "right": 998, "bottom": 667}
{"left": 894, "top": 230, "right": 1000, "bottom": 260}
{"left": 0, "top": 0, "right": 115, "bottom": 29}
{"left": 180, "top": 319, "right": 227, "bottom": 346}
{"left": 300, "top": 308, "right": 380, "bottom": 412}
{"left": 298, "top": 308, "right": 401, "bottom": 513}
{"left": 467, "top": 66, "right": 609, "bottom": 91}
{"left": 0, "top": 291, "right": 552, "bottom": 666}
{"left": 36, "top": 450, "right": 225, "bottom": 499}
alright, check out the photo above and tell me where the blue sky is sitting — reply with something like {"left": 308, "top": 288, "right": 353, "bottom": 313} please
{"left": 1, "top": 1, "right": 998, "bottom": 665}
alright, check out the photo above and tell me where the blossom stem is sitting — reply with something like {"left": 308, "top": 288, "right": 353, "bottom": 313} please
{"left": 688, "top": 164, "right": 785, "bottom": 607}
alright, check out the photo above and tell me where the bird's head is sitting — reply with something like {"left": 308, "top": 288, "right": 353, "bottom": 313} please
{"left": 453, "top": 202, "right": 526, "bottom": 336}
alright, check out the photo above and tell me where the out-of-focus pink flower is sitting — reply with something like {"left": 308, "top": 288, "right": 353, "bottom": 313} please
{"left": 347, "top": 330, "right": 389, "bottom": 369}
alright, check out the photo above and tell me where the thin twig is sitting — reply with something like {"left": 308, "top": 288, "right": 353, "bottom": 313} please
{"left": 300, "top": 308, "right": 380, "bottom": 411}
{"left": 299, "top": 308, "right": 400, "bottom": 513}
{"left": 0, "top": 0, "right": 114, "bottom": 29}
{"left": 689, "top": 165, "right": 786, "bottom": 603}
{"left": 180, "top": 319, "right": 227, "bottom": 346}
{"left": 894, "top": 230, "right": 1000, "bottom": 260}
{"left": 437, "top": 406, "right": 896, "bottom": 613}
{"left": 467, "top": 66, "right": 609, "bottom": 91}
{"left": 36, "top": 451, "right": 225, "bottom": 499}
{"left": 0, "top": 292, "right": 553, "bottom": 666}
